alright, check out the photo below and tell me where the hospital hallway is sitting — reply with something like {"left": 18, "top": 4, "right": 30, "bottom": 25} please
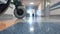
{"left": 0, "top": 0, "right": 60, "bottom": 34}
{"left": 0, "top": 15, "right": 60, "bottom": 34}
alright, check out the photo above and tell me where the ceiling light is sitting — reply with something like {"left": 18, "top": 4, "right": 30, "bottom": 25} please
{"left": 30, "top": 2, "right": 34, "bottom": 5}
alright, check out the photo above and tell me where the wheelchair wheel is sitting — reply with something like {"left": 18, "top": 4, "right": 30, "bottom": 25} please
{"left": 14, "top": 7, "right": 26, "bottom": 19}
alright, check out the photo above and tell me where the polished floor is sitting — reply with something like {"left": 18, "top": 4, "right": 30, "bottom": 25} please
{"left": 0, "top": 14, "right": 60, "bottom": 34}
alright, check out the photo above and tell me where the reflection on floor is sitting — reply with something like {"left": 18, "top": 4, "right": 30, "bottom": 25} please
{"left": 0, "top": 15, "right": 60, "bottom": 34}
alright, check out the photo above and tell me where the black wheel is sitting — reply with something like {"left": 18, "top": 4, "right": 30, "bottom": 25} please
{"left": 0, "top": 0, "right": 11, "bottom": 15}
{"left": 14, "top": 8, "right": 26, "bottom": 19}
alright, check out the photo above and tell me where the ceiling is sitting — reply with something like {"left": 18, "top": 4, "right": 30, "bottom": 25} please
{"left": 21, "top": 0, "right": 41, "bottom": 7}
